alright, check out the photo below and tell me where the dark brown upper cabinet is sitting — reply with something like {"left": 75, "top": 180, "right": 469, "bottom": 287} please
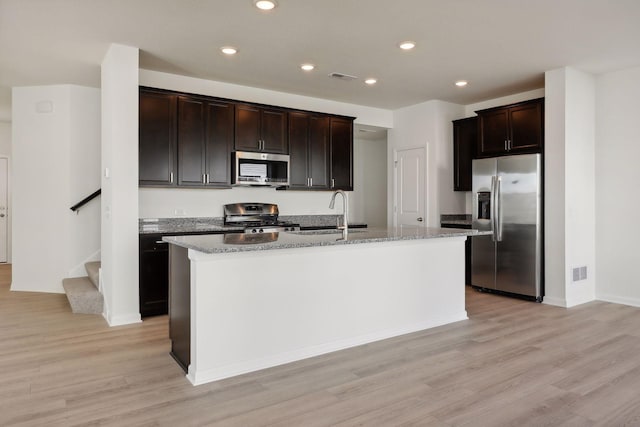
{"left": 476, "top": 98, "right": 544, "bottom": 158}
{"left": 330, "top": 117, "right": 354, "bottom": 191}
{"left": 452, "top": 117, "right": 477, "bottom": 192}
{"left": 139, "top": 89, "right": 177, "bottom": 186}
{"left": 288, "top": 112, "right": 331, "bottom": 189}
{"left": 177, "top": 96, "right": 234, "bottom": 187}
{"left": 235, "top": 103, "right": 288, "bottom": 154}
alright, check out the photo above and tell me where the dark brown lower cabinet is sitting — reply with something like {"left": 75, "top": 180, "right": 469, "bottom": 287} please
{"left": 139, "top": 234, "right": 169, "bottom": 317}
{"left": 139, "top": 231, "right": 241, "bottom": 318}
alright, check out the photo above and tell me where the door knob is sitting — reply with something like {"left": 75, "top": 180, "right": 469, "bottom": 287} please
{"left": 417, "top": 217, "right": 423, "bottom": 222}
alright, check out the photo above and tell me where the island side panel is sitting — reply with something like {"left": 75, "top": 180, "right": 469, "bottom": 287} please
{"left": 186, "top": 236, "right": 467, "bottom": 386}
{"left": 169, "top": 244, "right": 190, "bottom": 372}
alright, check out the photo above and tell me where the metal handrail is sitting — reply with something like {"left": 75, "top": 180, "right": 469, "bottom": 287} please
{"left": 70, "top": 189, "right": 101, "bottom": 212}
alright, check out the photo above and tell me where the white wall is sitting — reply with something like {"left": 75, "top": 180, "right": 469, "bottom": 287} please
{"left": 595, "top": 65, "right": 640, "bottom": 307}
{"left": 11, "top": 85, "right": 100, "bottom": 293}
{"left": 352, "top": 136, "right": 387, "bottom": 227}
{"left": 544, "top": 67, "right": 597, "bottom": 308}
{"left": 0, "top": 121, "right": 11, "bottom": 263}
{"left": 101, "top": 44, "right": 140, "bottom": 326}
{"left": 387, "top": 100, "right": 466, "bottom": 227}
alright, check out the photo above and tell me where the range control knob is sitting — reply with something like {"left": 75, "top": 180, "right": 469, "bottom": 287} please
{"left": 259, "top": 228, "right": 264, "bottom": 233}
{"left": 251, "top": 229, "right": 257, "bottom": 233}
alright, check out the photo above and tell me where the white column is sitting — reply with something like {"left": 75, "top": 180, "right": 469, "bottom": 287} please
{"left": 101, "top": 44, "right": 140, "bottom": 325}
{"left": 544, "top": 67, "right": 596, "bottom": 307}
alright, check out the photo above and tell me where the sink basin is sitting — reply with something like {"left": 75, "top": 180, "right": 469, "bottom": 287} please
{"left": 289, "top": 229, "right": 366, "bottom": 236}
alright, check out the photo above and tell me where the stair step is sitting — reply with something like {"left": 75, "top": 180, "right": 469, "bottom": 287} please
{"left": 85, "top": 261, "right": 101, "bottom": 289}
{"left": 62, "top": 277, "right": 103, "bottom": 315}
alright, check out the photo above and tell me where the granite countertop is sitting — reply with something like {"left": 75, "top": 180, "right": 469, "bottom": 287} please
{"left": 440, "top": 214, "right": 472, "bottom": 227}
{"left": 163, "top": 226, "right": 489, "bottom": 254}
{"left": 139, "top": 215, "right": 367, "bottom": 234}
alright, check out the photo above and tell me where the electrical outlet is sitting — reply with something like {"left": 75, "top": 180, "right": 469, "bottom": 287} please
{"left": 175, "top": 208, "right": 186, "bottom": 216}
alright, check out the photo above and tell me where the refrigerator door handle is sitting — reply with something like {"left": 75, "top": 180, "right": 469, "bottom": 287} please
{"left": 496, "top": 176, "right": 503, "bottom": 242}
{"left": 490, "top": 176, "right": 497, "bottom": 242}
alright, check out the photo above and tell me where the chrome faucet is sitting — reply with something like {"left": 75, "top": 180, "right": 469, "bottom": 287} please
{"left": 329, "top": 189, "right": 348, "bottom": 232}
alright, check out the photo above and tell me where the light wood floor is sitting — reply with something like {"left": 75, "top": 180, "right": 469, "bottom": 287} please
{"left": 2, "top": 263, "right": 640, "bottom": 426}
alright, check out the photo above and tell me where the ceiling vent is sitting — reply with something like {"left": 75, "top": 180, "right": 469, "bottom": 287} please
{"left": 329, "top": 72, "right": 358, "bottom": 81}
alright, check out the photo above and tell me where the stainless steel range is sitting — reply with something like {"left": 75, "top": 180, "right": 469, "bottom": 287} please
{"left": 223, "top": 203, "right": 300, "bottom": 234}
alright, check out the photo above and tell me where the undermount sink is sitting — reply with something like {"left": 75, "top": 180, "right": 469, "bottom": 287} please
{"left": 289, "top": 229, "right": 366, "bottom": 236}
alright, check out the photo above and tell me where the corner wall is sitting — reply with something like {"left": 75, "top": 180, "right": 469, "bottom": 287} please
{"left": 101, "top": 44, "right": 140, "bottom": 326}
{"left": 595, "top": 65, "right": 640, "bottom": 306}
{"left": 544, "top": 67, "right": 596, "bottom": 307}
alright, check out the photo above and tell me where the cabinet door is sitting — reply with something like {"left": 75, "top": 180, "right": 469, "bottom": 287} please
{"left": 235, "top": 104, "right": 262, "bottom": 151}
{"left": 204, "top": 100, "right": 234, "bottom": 186}
{"left": 139, "top": 236, "right": 169, "bottom": 317}
{"left": 509, "top": 100, "right": 543, "bottom": 153}
{"left": 288, "top": 112, "right": 310, "bottom": 188}
{"left": 139, "top": 90, "right": 176, "bottom": 186}
{"left": 478, "top": 108, "right": 509, "bottom": 157}
{"left": 309, "top": 115, "right": 330, "bottom": 188}
{"left": 177, "top": 97, "right": 206, "bottom": 186}
{"left": 453, "top": 117, "right": 477, "bottom": 191}
{"left": 330, "top": 117, "right": 353, "bottom": 190}
{"left": 261, "top": 108, "right": 288, "bottom": 154}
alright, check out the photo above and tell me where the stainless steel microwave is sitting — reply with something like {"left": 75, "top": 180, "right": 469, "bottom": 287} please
{"left": 232, "top": 151, "right": 290, "bottom": 187}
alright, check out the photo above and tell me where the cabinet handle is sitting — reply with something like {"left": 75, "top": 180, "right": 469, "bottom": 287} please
{"left": 154, "top": 241, "right": 167, "bottom": 244}
{"left": 170, "top": 172, "right": 174, "bottom": 183}
{"left": 331, "top": 178, "right": 335, "bottom": 188}
{"left": 504, "top": 140, "right": 508, "bottom": 151}
{"left": 508, "top": 139, "right": 512, "bottom": 150}
{"left": 202, "top": 174, "right": 206, "bottom": 184}
{"left": 206, "top": 173, "right": 210, "bottom": 184}
{"left": 309, "top": 177, "right": 313, "bottom": 187}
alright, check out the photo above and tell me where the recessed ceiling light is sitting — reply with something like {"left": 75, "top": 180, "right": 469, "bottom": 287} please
{"left": 301, "top": 64, "right": 315, "bottom": 71}
{"left": 398, "top": 41, "right": 416, "bottom": 50}
{"left": 254, "top": 0, "right": 277, "bottom": 10}
{"left": 221, "top": 46, "right": 238, "bottom": 55}
{"left": 455, "top": 80, "right": 468, "bottom": 87}
{"left": 365, "top": 78, "right": 377, "bottom": 85}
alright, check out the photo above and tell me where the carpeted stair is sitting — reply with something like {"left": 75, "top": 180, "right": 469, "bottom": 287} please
{"left": 62, "top": 261, "right": 103, "bottom": 314}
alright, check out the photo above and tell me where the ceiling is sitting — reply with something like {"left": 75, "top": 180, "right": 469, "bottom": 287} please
{"left": 1, "top": 0, "right": 640, "bottom": 120}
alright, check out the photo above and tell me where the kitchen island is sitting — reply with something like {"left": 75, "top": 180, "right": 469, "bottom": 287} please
{"left": 165, "top": 227, "right": 483, "bottom": 386}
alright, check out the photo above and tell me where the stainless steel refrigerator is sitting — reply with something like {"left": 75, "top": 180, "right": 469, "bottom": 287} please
{"left": 471, "top": 154, "right": 543, "bottom": 301}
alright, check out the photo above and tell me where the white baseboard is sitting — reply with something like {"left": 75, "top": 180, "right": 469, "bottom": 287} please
{"left": 103, "top": 311, "right": 142, "bottom": 327}
{"left": 67, "top": 249, "right": 101, "bottom": 278}
{"left": 187, "top": 311, "right": 469, "bottom": 386}
{"left": 596, "top": 293, "right": 640, "bottom": 308}
{"left": 542, "top": 296, "right": 567, "bottom": 307}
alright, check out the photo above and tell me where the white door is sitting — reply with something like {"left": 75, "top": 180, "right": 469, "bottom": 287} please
{"left": 0, "top": 158, "right": 7, "bottom": 262}
{"left": 394, "top": 147, "right": 426, "bottom": 227}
